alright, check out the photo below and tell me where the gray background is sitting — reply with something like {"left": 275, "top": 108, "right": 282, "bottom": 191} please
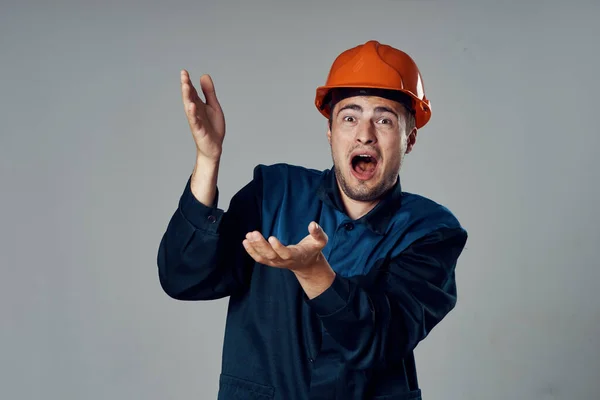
{"left": 1, "top": 0, "right": 599, "bottom": 399}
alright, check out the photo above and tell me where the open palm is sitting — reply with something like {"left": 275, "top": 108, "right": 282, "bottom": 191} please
{"left": 180, "top": 69, "right": 225, "bottom": 161}
{"left": 242, "top": 222, "right": 329, "bottom": 271}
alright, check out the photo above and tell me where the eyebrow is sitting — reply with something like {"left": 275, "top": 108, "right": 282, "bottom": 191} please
{"left": 336, "top": 103, "right": 399, "bottom": 119}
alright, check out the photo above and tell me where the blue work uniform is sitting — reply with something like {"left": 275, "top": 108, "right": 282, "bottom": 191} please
{"left": 157, "top": 163, "right": 468, "bottom": 400}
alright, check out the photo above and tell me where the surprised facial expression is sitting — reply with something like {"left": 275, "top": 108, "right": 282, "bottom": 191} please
{"left": 327, "top": 95, "right": 417, "bottom": 202}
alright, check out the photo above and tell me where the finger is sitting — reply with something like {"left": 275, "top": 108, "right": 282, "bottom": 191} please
{"left": 181, "top": 71, "right": 197, "bottom": 110}
{"left": 308, "top": 222, "right": 328, "bottom": 243}
{"left": 181, "top": 70, "right": 203, "bottom": 106}
{"left": 268, "top": 236, "right": 292, "bottom": 260}
{"left": 246, "top": 232, "right": 280, "bottom": 262}
{"left": 243, "top": 240, "right": 265, "bottom": 263}
{"left": 200, "top": 74, "right": 222, "bottom": 112}
{"left": 181, "top": 70, "right": 192, "bottom": 106}
{"left": 184, "top": 102, "right": 206, "bottom": 134}
{"left": 180, "top": 69, "right": 189, "bottom": 85}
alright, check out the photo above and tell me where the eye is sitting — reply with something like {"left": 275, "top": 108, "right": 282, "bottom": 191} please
{"left": 343, "top": 116, "right": 356, "bottom": 122}
{"left": 378, "top": 118, "right": 392, "bottom": 124}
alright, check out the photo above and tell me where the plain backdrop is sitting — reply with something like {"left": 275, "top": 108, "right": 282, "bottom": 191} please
{"left": 1, "top": 1, "right": 599, "bottom": 399}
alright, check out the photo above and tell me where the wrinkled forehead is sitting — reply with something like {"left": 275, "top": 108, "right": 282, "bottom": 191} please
{"left": 332, "top": 95, "right": 409, "bottom": 117}
{"left": 328, "top": 88, "right": 413, "bottom": 116}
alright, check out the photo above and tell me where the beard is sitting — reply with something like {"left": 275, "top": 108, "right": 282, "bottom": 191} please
{"left": 332, "top": 153, "right": 403, "bottom": 202}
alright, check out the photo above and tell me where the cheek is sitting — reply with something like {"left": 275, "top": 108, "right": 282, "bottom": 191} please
{"left": 381, "top": 135, "right": 404, "bottom": 156}
{"left": 330, "top": 135, "right": 349, "bottom": 154}
{"left": 401, "top": 136, "right": 408, "bottom": 152}
{"left": 392, "top": 132, "right": 408, "bottom": 151}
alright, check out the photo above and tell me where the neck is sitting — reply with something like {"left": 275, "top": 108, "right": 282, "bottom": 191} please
{"left": 337, "top": 183, "right": 380, "bottom": 220}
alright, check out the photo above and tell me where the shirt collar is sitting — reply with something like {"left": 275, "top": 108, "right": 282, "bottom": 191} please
{"left": 316, "top": 166, "right": 403, "bottom": 235}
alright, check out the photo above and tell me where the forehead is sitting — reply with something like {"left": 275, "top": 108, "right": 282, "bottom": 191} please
{"left": 334, "top": 95, "right": 404, "bottom": 114}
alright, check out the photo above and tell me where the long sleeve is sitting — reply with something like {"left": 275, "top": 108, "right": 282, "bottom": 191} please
{"left": 156, "top": 173, "right": 262, "bottom": 300}
{"left": 306, "top": 226, "right": 468, "bottom": 370}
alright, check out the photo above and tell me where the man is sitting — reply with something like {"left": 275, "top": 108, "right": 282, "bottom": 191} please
{"left": 157, "top": 40, "right": 468, "bottom": 400}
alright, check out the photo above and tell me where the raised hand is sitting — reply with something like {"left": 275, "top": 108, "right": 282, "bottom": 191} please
{"left": 180, "top": 69, "right": 226, "bottom": 162}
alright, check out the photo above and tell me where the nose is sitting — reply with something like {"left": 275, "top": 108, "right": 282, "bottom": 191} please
{"left": 355, "top": 120, "right": 377, "bottom": 145}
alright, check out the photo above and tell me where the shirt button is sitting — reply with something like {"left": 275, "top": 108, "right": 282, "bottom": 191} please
{"left": 207, "top": 215, "right": 217, "bottom": 223}
{"left": 308, "top": 357, "right": 314, "bottom": 363}
{"left": 344, "top": 223, "right": 354, "bottom": 231}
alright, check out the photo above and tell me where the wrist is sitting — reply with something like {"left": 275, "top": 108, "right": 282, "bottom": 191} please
{"left": 293, "top": 256, "right": 336, "bottom": 299}
{"left": 195, "top": 153, "right": 221, "bottom": 169}
{"left": 292, "top": 254, "right": 328, "bottom": 278}
{"left": 190, "top": 155, "right": 221, "bottom": 207}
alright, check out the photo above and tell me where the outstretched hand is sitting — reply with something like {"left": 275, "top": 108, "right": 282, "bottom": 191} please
{"left": 242, "top": 222, "right": 328, "bottom": 272}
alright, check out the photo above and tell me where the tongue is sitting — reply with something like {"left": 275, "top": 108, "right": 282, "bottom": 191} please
{"left": 352, "top": 159, "right": 377, "bottom": 180}
{"left": 356, "top": 160, "right": 376, "bottom": 172}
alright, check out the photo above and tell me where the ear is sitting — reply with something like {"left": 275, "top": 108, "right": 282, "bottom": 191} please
{"left": 405, "top": 127, "right": 418, "bottom": 154}
{"left": 327, "top": 123, "right": 332, "bottom": 145}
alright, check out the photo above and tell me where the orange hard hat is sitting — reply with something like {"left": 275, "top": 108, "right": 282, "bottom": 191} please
{"left": 315, "top": 40, "right": 432, "bottom": 129}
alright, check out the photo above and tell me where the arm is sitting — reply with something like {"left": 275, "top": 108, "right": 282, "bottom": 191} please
{"left": 157, "top": 69, "right": 261, "bottom": 300}
{"left": 305, "top": 226, "right": 468, "bottom": 370}
{"left": 157, "top": 166, "right": 262, "bottom": 301}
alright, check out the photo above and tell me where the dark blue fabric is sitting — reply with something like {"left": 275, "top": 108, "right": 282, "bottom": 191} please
{"left": 157, "top": 163, "right": 468, "bottom": 399}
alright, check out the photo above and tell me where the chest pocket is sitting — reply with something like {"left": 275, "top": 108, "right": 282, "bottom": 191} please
{"left": 218, "top": 374, "right": 274, "bottom": 400}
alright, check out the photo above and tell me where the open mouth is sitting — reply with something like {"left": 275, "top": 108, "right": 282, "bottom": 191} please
{"left": 351, "top": 154, "right": 378, "bottom": 180}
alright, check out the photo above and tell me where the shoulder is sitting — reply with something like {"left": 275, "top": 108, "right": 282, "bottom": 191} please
{"left": 402, "top": 192, "right": 461, "bottom": 225}
{"left": 390, "top": 191, "right": 467, "bottom": 246}
{"left": 252, "top": 163, "right": 327, "bottom": 187}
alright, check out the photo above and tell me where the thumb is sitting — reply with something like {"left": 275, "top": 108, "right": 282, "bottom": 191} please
{"left": 309, "top": 222, "right": 328, "bottom": 243}
{"left": 200, "top": 74, "right": 222, "bottom": 111}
